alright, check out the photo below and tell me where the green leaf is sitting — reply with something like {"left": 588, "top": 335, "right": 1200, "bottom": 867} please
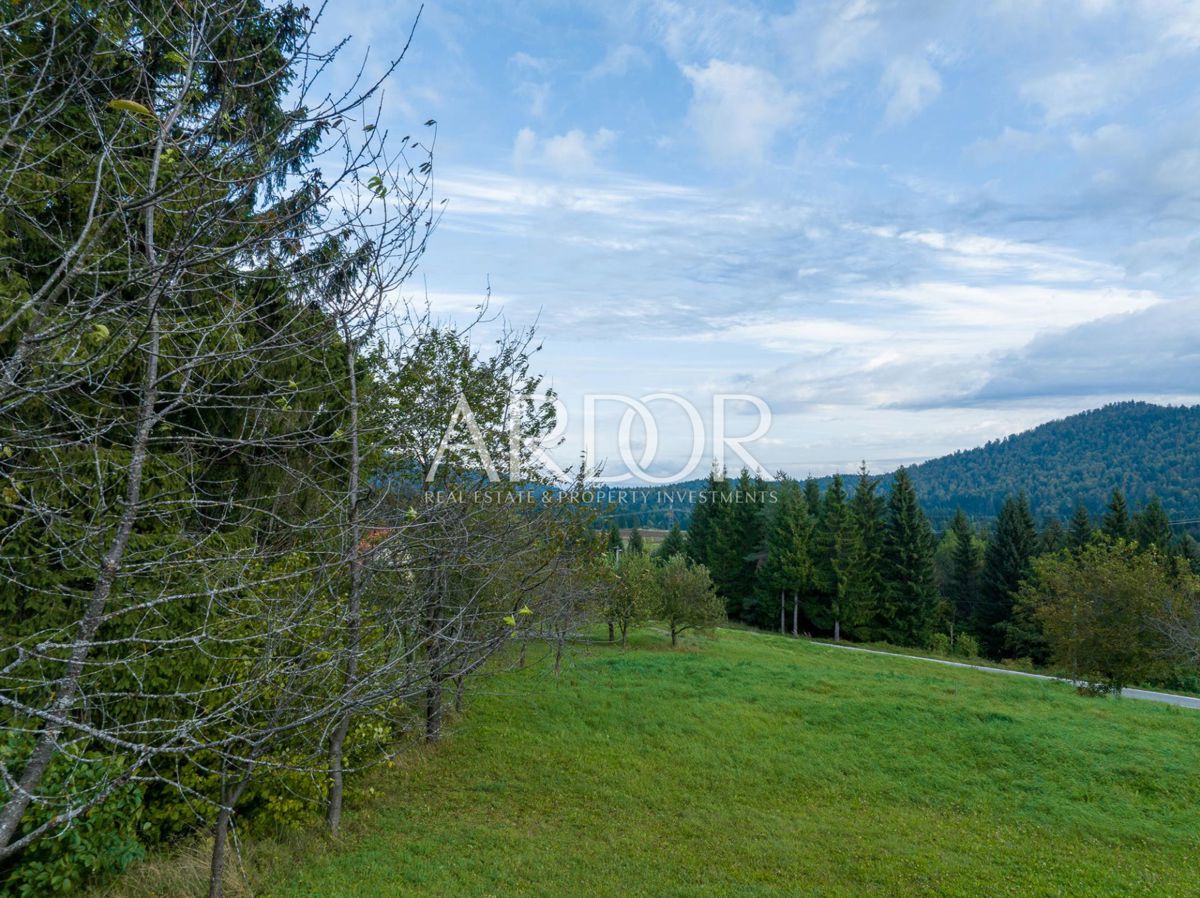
{"left": 107, "top": 98, "right": 156, "bottom": 119}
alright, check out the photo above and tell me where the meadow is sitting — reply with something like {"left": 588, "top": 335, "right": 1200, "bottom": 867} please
{"left": 215, "top": 628, "right": 1200, "bottom": 898}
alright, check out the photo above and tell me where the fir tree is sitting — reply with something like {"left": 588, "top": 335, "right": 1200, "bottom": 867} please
{"left": 709, "top": 469, "right": 766, "bottom": 621}
{"left": 1102, "top": 489, "right": 1132, "bottom": 541}
{"left": 803, "top": 477, "right": 821, "bottom": 515}
{"left": 882, "top": 467, "right": 938, "bottom": 646}
{"left": 945, "top": 509, "right": 980, "bottom": 644}
{"left": 685, "top": 468, "right": 728, "bottom": 568}
{"left": 808, "top": 474, "right": 849, "bottom": 637}
{"left": 1133, "top": 495, "right": 1171, "bottom": 553}
{"left": 977, "top": 493, "right": 1037, "bottom": 659}
{"left": 628, "top": 525, "right": 645, "bottom": 554}
{"left": 848, "top": 463, "right": 887, "bottom": 639}
{"left": 759, "top": 476, "right": 813, "bottom": 634}
{"left": 656, "top": 522, "right": 686, "bottom": 562}
{"left": 1068, "top": 500, "right": 1093, "bottom": 553}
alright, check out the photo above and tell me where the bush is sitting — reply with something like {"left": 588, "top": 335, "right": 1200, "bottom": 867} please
{"left": 927, "top": 633, "right": 951, "bottom": 656}
{"left": 0, "top": 736, "right": 145, "bottom": 897}
{"left": 954, "top": 634, "right": 980, "bottom": 658}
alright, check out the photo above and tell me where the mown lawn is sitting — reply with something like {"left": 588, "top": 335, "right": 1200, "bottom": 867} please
{"left": 268, "top": 628, "right": 1200, "bottom": 898}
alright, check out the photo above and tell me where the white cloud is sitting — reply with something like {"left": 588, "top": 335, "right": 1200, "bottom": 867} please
{"left": 880, "top": 56, "right": 942, "bottom": 127}
{"left": 682, "top": 59, "right": 800, "bottom": 162}
{"left": 1019, "top": 59, "right": 1143, "bottom": 123}
{"left": 815, "top": 0, "right": 879, "bottom": 72}
{"left": 588, "top": 44, "right": 651, "bottom": 79}
{"left": 512, "top": 127, "right": 617, "bottom": 174}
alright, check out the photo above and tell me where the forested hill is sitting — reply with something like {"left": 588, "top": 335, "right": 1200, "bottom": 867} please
{"left": 903, "top": 402, "right": 1200, "bottom": 523}
{"left": 602, "top": 402, "right": 1200, "bottom": 528}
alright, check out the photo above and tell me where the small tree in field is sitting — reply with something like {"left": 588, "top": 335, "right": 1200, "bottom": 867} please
{"left": 1021, "top": 541, "right": 1171, "bottom": 693}
{"left": 656, "top": 556, "right": 725, "bottom": 647}
{"left": 610, "top": 552, "right": 657, "bottom": 647}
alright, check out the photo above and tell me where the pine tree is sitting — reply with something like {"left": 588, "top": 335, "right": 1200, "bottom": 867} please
{"left": 1133, "top": 495, "right": 1171, "bottom": 553}
{"left": 628, "top": 525, "right": 645, "bottom": 554}
{"left": 656, "top": 522, "right": 686, "bottom": 562}
{"left": 1102, "top": 489, "right": 1132, "bottom": 541}
{"left": 945, "top": 509, "right": 980, "bottom": 644}
{"left": 977, "top": 493, "right": 1037, "bottom": 659}
{"left": 882, "top": 467, "right": 938, "bottom": 646}
{"left": 803, "top": 477, "right": 821, "bottom": 514}
{"left": 1068, "top": 500, "right": 1093, "bottom": 553}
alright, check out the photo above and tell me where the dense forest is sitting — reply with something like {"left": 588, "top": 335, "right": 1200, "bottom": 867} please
{"left": 602, "top": 402, "right": 1200, "bottom": 530}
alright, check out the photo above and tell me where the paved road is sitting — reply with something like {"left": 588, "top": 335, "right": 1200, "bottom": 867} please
{"left": 813, "top": 640, "right": 1200, "bottom": 710}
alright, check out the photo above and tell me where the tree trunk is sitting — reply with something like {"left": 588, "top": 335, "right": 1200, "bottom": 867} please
{"left": 620, "top": 621, "right": 628, "bottom": 649}
{"left": 834, "top": 619, "right": 841, "bottom": 642}
{"left": 792, "top": 590, "right": 799, "bottom": 637}
{"left": 780, "top": 588, "right": 785, "bottom": 634}
{"left": 519, "top": 639, "right": 527, "bottom": 669}
{"left": 425, "top": 679, "right": 443, "bottom": 743}
{"left": 608, "top": 620, "right": 614, "bottom": 643}
{"left": 208, "top": 805, "right": 231, "bottom": 898}
{"left": 453, "top": 675, "right": 466, "bottom": 714}
{"left": 671, "top": 625, "right": 678, "bottom": 647}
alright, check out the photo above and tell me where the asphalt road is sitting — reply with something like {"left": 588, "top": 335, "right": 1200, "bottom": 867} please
{"left": 813, "top": 640, "right": 1200, "bottom": 710}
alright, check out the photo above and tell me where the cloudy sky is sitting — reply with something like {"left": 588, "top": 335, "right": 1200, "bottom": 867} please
{"left": 330, "top": 0, "right": 1200, "bottom": 480}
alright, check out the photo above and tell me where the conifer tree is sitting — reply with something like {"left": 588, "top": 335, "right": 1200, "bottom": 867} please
{"left": 1102, "top": 489, "right": 1132, "bottom": 541}
{"left": 760, "top": 476, "right": 813, "bottom": 634}
{"left": 710, "top": 469, "right": 767, "bottom": 621}
{"left": 945, "top": 509, "right": 981, "bottom": 644}
{"left": 1068, "top": 500, "right": 1093, "bottom": 553}
{"left": 849, "top": 464, "right": 887, "bottom": 638}
{"left": 1133, "top": 495, "right": 1171, "bottom": 553}
{"left": 977, "top": 493, "right": 1037, "bottom": 658}
{"left": 656, "top": 522, "right": 687, "bottom": 562}
{"left": 808, "top": 474, "right": 849, "bottom": 636}
{"left": 685, "top": 468, "right": 728, "bottom": 568}
{"left": 882, "top": 467, "right": 938, "bottom": 646}
{"left": 803, "top": 477, "right": 821, "bottom": 514}
{"left": 628, "top": 525, "right": 646, "bottom": 554}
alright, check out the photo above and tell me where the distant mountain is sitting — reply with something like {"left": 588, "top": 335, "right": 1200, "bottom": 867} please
{"left": 600, "top": 402, "right": 1200, "bottom": 530}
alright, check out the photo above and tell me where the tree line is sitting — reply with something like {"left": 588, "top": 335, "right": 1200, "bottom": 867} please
{"left": 669, "top": 467, "right": 1200, "bottom": 688}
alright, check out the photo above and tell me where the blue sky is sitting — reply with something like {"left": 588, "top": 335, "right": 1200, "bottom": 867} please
{"left": 331, "top": 0, "right": 1200, "bottom": 479}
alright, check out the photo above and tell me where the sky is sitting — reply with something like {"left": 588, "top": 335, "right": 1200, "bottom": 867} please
{"left": 325, "top": 0, "right": 1200, "bottom": 481}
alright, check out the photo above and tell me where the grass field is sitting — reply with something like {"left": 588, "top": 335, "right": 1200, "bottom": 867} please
{"left": 232, "top": 628, "right": 1200, "bottom": 898}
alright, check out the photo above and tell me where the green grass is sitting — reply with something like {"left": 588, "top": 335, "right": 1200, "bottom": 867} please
{"left": 252, "top": 628, "right": 1200, "bottom": 898}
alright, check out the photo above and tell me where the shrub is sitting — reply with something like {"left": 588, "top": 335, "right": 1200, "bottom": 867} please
{"left": 927, "top": 633, "right": 951, "bottom": 656}
{"left": 954, "top": 634, "right": 980, "bottom": 658}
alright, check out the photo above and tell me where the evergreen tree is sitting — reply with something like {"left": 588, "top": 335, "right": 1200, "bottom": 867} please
{"left": 1133, "top": 495, "right": 1171, "bottom": 553}
{"left": 759, "top": 476, "right": 813, "bottom": 634}
{"left": 803, "top": 477, "right": 821, "bottom": 514}
{"left": 1038, "top": 516, "right": 1065, "bottom": 555}
{"left": 628, "top": 525, "right": 645, "bottom": 554}
{"left": 1102, "top": 489, "right": 1132, "bottom": 541}
{"left": 808, "top": 474, "right": 849, "bottom": 637}
{"left": 655, "top": 522, "right": 686, "bottom": 562}
{"left": 685, "top": 469, "right": 728, "bottom": 568}
{"left": 709, "top": 469, "right": 766, "bottom": 621}
{"left": 848, "top": 463, "right": 887, "bottom": 639}
{"left": 1068, "top": 500, "right": 1093, "bottom": 553}
{"left": 945, "top": 509, "right": 980, "bottom": 643}
{"left": 881, "top": 467, "right": 938, "bottom": 646}
{"left": 977, "top": 493, "right": 1037, "bottom": 658}
{"left": 606, "top": 519, "right": 624, "bottom": 555}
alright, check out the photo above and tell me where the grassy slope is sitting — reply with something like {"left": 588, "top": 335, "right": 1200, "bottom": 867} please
{"left": 269, "top": 629, "right": 1200, "bottom": 898}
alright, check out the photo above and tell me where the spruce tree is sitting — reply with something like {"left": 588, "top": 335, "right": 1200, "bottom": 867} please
{"left": 849, "top": 464, "right": 887, "bottom": 639}
{"left": 946, "top": 509, "right": 980, "bottom": 644}
{"left": 1133, "top": 495, "right": 1171, "bottom": 553}
{"left": 881, "top": 467, "right": 938, "bottom": 646}
{"left": 656, "top": 522, "right": 686, "bottom": 562}
{"left": 628, "top": 525, "right": 645, "bottom": 554}
{"left": 1067, "top": 500, "right": 1093, "bottom": 553}
{"left": 685, "top": 468, "right": 728, "bottom": 568}
{"left": 977, "top": 493, "right": 1037, "bottom": 659}
{"left": 803, "top": 477, "right": 821, "bottom": 515}
{"left": 709, "top": 469, "right": 766, "bottom": 621}
{"left": 759, "top": 476, "right": 813, "bottom": 634}
{"left": 1102, "top": 489, "right": 1132, "bottom": 541}
{"left": 808, "top": 474, "right": 849, "bottom": 637}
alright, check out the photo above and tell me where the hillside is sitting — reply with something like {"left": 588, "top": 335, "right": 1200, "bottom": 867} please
{"left": 204, "top": 629, "right": 1200, "bottom": 898}
{"left": 604, "top": 402, "right": 1200, "bottom": 528}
